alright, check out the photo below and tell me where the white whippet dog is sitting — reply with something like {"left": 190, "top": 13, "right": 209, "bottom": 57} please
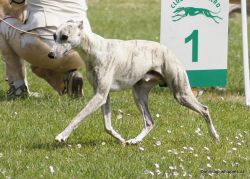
{"left": 48, "top": 20, "right": 219, "bottom": 144}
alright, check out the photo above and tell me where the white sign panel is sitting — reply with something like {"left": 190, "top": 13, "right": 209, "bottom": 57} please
{"left": 161, "top": 0, "right": 229, "bottom": 87}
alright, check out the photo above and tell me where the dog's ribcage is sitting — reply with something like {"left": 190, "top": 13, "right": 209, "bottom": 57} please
{"left": 84, "top": 39, "right": 181, "bottom": 91}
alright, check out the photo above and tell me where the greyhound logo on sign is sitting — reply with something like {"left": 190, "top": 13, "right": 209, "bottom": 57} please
{"left": 172, "top": 7, "right": 223, "bottom": 24}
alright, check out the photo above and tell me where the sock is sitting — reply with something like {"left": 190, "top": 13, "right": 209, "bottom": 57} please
{"left": 13, "top": 80, "right": 25, "bottom": 88}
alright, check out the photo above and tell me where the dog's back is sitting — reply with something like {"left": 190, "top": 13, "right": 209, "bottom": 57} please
{"left": 107, "top": 39, "right": 183, "bottom": 70}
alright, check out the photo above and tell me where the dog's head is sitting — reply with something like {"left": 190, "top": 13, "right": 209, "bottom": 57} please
{"left": 48, "top": 20, "right": 84, "bottom": 59}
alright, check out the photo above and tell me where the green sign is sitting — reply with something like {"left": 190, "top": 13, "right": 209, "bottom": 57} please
{"left": 161, "top": 0, "right": 229, "bottom": 87}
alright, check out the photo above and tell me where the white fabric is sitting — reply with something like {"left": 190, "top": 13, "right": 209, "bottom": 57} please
{"left": 23, "top": 0, "right": 89, "bottom": 31}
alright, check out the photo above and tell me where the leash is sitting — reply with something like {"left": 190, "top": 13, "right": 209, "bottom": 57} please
{"left": 0, "top": 17, "right": 53, "bottom": 37}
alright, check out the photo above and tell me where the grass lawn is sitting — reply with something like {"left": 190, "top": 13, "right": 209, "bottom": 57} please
{"left": 0, "top": 0, "right": 250, "bottom": 178}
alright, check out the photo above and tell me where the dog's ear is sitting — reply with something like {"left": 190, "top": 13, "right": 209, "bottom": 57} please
{"left": 78, "top": 20, "right": 84, "bottom": 30}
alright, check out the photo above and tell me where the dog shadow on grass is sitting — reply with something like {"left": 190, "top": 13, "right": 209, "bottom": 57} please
{"left": 30, "top": 139, "right": 119, "bottom": 150}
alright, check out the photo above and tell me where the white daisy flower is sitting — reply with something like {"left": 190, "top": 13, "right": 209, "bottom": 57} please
{"left": 173, "top": 171, "right": 179, "bottom": 176}
{"left": 204, "top": 147, "right": 210, "bottom": 151}
{"left": 156, "top": 141, "right": 161, "bottom": 146}
{"left": 149, "top": 171, "right": 154, "bottom": 176}
{"left": 139, "top": 147, "right": 144, "bottom": 151}
{"left": 232, "top": 147, "right": 237, "bottom": 151}
{"left": 118, "top": 109, "right": 123, "bottom": 113}
{"left": 154, "top": 163, "right": 160, "bottom": 169}
{"left": 165, "top": 172, "right": 169, "bottom": 178}
{"left": 49, "top": 166, "right": 55, "bottom": 173}
{"left": 189, "top": 147, "right": 194, "bottom": 151}
{"left": 155, "top": 169, "right": 161, "bottom": 175}
{"left": 144, "top": 169, "right": 150, "bottom": 175}
{"left": 116, "top": 114, "right": 123, "bottom": 120}
{"left": 169, "top": 166, "right": 175, "bottom": 170}
{"left": 77, "top": 144, "right": 82, "bottom": 148}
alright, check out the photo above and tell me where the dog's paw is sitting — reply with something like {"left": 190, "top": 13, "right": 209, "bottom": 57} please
{"left": 125, "top": 138, "right": 141, "bottom": 145}
{"left": 118, "top": 138, "right": 126, "bottom": 143}
{"left": 213, "top": 133, "right": 220, "bottom": 142}
{"left": 55, "top": 133, "right": 68, "bottom": 143}
{"left": 210, "top": 128, "right": 220, "bottom": 142}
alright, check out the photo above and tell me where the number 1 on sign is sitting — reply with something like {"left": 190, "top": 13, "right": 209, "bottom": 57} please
{"left": 185, "top": 30, "right": 199, "bottom": 62}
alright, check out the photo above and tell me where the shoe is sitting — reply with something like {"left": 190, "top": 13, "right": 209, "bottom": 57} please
{"left": 214, "top": 87, "right": 226, "bottom": 92}
{"left": 64, "top": 70, "right": 84, "bottom": 97}
{"left": 7, "top": 84, "right": 28, "bottom": 99}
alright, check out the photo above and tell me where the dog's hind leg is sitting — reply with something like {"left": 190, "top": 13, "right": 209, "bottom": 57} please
{"left": 171, "top": 71, "right": 219, "bottom": 141}
{"left": 102, "top": 94, "right": 126, "bottom": 143}
{"left": 126, "top": 81, "right": 156, "bottom": 145}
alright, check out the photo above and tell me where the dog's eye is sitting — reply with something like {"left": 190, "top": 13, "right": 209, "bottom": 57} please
{"left": 53, "top": 33, "right": 57, "bottom": 41}
{"left": 61, "top": 34, "right": 68, "bottom": 41}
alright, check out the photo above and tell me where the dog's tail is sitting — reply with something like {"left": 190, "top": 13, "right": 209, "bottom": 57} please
{"left": 161, "top": 50, "right": 197, "bottom": 106}
{"left": 162, "top": 52, "right": 219, "bottom": 140}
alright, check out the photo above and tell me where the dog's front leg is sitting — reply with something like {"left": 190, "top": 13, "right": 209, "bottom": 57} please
{"left": 102, "top": 94, "right": 126, "bottom": 144}
{"left": 55, "top": 71, "right": 113, "bottom": 143}
{"left": 55, "top": 92, "right": 108, "bottom": 142}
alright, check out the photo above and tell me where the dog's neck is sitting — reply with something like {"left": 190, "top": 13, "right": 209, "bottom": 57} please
{"left": 79, "top": 30, "right": 106, "bottom": 54}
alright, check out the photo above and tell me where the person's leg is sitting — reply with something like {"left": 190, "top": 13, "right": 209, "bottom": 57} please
{"left": 0, "top": 35, "right": 25, "bottom": 83}
{"left": 31, "top": 66, "right": 83, "bottom": 97}
{"left": 19, "top": 35, "right": 85, "bottom": 97}
{"left": 30, "top": 66, "right": 66, "bottom": 95}
{"left": 0, "top": 31, "right": 28, "bottom": 99}
{"left": 0, "top": 18, "right": 84, "bottom": 97}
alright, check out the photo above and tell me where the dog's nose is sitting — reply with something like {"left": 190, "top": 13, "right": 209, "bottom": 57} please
{"left": 48, "top": 52, "right": 55, "bottom": 59}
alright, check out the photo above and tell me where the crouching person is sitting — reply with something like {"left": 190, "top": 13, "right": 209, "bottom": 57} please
{"left": 0, "top": 0, "right": 91, "bottom": 99}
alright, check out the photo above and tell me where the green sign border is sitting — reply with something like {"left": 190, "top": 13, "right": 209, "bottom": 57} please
{"left": 187, "top": 69, "right": 227, "bottom": 87}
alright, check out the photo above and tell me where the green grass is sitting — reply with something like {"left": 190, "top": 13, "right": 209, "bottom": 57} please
{"left": 0, "top": 0, "right": 250, "bottom": 178}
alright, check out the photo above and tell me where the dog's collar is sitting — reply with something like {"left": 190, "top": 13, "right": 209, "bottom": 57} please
{"left": 9, "top": 0, "right": 25, "bottom": 4}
